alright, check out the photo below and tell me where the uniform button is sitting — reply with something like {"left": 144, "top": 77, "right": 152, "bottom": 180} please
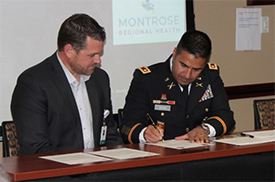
{"left": 186, "top": 128, "right": 189, "bottom": 132}
{"left": 186, "top": 115, "right": 189, "bottom": 119}
{"left": 161, "top": 112, "right": 165, "bottom": 116}
{"left": 205, "top": 108, "right": 209, "bottom": 112}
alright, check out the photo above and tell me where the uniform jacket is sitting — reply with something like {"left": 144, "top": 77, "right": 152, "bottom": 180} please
{"left": 11, "top": 53, "right": 123, "bottom": 155}
{"left": 120, "top": 56, "right": 235, "bottom": 144}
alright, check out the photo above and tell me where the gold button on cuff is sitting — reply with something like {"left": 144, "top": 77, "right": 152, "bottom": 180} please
{"left": 186, "top": 127, "right": 189, "bottom": 132}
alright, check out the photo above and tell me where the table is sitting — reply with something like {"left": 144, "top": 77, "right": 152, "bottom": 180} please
{"left": 1, "top": 138, "right": 274, "bottom": 181}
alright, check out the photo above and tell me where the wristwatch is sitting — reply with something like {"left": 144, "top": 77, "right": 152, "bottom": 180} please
{"left": 201, "top": 123, "right": 210, "bottom": 136}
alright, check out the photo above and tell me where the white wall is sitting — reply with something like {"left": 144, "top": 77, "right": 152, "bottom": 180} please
{"left": 0, "top": 0, "right": 188, "bottom": 122}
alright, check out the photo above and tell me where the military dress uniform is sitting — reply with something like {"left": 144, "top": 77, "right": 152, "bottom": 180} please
{"left": 120, "top": 56, "right": 235, "bottom": 144}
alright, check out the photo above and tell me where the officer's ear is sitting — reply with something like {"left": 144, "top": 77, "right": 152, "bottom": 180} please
{"left": 172, "top": 47, "right": 177, "bottom": 60}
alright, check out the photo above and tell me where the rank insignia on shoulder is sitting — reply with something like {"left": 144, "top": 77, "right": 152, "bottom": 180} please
{"left": 208, "top": 63, "right": 218, "bottom": 70}
{"left": 137, "top": 66, "right": 151, "bottom": 74}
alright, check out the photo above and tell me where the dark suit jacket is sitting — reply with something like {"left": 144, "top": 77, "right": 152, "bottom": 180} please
{"left": 11, "top": 53, "right": 123, "bottom": 155}
{"left": 120, "top": 56, "right": 235, "bottom": 144}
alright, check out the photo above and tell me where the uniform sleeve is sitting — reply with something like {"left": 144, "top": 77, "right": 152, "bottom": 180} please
{"left": 120, "top": 70, "right": 151, "bottom": 144}
{"left": 204, "top": 67, "right": 236, "bottom": 136}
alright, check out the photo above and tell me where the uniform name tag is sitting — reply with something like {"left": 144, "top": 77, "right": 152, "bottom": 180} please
{"left": 154, "top": 104, "right": 171, "bottom": 111}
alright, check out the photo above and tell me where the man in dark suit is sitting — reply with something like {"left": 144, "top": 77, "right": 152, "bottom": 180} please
{"left": 11, "top": 13, "right": 123, "bottom": 155}
{"left": 120, "top": 30, "right": 235, "bottom": 144}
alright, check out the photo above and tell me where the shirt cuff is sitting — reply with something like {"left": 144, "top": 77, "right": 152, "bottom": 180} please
{"left": 139, "top": 127, "right": 147, "bottom": 143}
{"left": 205, "top": 123, "right": 216, "bottom": 137}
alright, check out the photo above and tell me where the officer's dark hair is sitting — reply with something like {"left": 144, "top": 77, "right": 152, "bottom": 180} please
{"left": 175, "top": 30, "right": 212, "bottom": 62}
{"left": 57, "top": 13, "right": 106, "bottom": 53}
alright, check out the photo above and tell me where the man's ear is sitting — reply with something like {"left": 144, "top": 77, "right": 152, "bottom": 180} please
{"left": 172, "top": 47, "right": 177, "bottom": 60}
{"left": 64, "top": 44, "right": 74, "bottom": 58}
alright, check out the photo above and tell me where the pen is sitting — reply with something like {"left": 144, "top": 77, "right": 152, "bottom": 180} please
{"left": 146, "top": 113, "right": 165, "bottom": 143}
{"left": 240, "top": 132, "right": 254, "bottom": 138}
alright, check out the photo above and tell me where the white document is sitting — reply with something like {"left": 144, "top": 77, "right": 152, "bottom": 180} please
{"left": 90, "top": 148, "right": 159, "bottom": 160}
{"left": 215, "top": 129, "right": 275, "bottom": 146}
{"left": 236, "top": 8, "right": 262, "bottom": 51}
{"left": 146, "top": 139, "right": 209, "bottom": 149}
{"left": 242, "top": 130, "right": 275, "bottom": 138}
{"left": 40, "top": 152, "right": 112, "bottom": 165}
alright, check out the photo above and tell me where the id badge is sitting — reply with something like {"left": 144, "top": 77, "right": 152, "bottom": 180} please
{"left": 100, "top": 125, "right": 107, "bottom": 145}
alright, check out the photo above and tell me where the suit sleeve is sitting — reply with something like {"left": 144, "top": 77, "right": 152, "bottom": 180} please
{"left": 104, "top": 87, "right": 124, "bottom": 147}
{"left": 93, "top": 69, "right": 123, "bottom": 146}
{"left": 11, "top": 72, "right": 57, "bottom": 155}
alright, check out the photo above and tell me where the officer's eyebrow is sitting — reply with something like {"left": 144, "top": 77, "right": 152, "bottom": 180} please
{"left": 179, "top": 60, "right": 203, "bottom": 71}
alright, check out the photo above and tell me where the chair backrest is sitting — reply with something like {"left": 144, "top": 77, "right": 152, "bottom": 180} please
{"left": 118, "top": 108, "right": 124, "bottom": 128}
{"left": 1, "top": 121, "right": 20, "bottom": 157}
{"left": 253, "top": 99, "right": 275, "bottom": 130}
{"left": 113, "top": 113, "right": 119, "bottom": 128}
{"left": 0, "top": 126, "right": 2, "bottom": 142}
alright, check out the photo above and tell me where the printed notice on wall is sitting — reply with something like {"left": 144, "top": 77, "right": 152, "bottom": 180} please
{"left": 236, "top": 8, "right": 262, "bottom": 51}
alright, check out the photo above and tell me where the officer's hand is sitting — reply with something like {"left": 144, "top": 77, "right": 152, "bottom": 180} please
{"left": 175, "top": 126, "right": 209, "bottom": 143}
{"left": 144, "top": 125, "right": 164, "bottom": 143}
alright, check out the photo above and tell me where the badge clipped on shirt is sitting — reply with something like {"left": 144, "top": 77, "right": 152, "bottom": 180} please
{"left": 100, "top": 109, "right": 110, "bottom": 145}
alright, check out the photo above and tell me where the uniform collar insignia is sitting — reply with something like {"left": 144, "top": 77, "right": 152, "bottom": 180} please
{"left": 196, "top": 82, "right": 203, "bottom": 88}
{"left": 167, "top": 82, "right": 176, "bottom": 90}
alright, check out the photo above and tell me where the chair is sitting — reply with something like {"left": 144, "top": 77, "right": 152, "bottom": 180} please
{"left": 118, "top": 108, "right": 124, "bottom": 128}
{"left": 0, "top": 126, "right": 2, "bottom": 142}
{"left": 113, "top": 113, "right": 119, "bottom": 128}
{"left": 253, "top": 99, "right": 275, "bottom": 129}
{"left": 1, "top": 121, "right": 20, "bottom": 157}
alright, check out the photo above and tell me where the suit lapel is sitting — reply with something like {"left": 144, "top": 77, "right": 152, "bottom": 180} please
{"left": 50, "top": 53, "right": 84, "bottom": 147}
{"left": 85, "top": 75, "right": 101, "bottom": 145}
